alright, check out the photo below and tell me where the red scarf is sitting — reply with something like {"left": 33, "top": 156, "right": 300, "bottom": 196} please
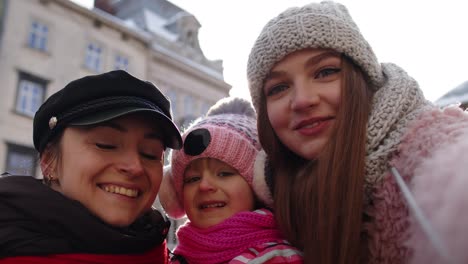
{"left": 174, "top": 209, "right": 282, "bottom": 264}
{"left": 0, "top": 241, "right": 167, "bottom": 264}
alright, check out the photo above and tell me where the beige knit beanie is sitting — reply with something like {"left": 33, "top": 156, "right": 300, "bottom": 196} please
{"left": 247, "top": 1, "right": 385, "bottom": 112}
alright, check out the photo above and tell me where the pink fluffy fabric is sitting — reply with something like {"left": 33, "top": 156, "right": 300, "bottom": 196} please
{"left": 407, "top": 107, "right": 468, "bottom": 263}
{"left": 364, "top": 106, "right": 468, "bottom": 263}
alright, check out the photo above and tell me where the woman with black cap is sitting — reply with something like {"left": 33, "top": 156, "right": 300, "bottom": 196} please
{"left": 0, "top": 70, "right": 182, "bottom": 264}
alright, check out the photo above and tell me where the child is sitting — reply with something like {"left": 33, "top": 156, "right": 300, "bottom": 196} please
{"left": 159, "top": 97, "right": 302, "bottom": 264}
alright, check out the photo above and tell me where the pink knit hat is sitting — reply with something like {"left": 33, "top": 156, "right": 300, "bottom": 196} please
{"left": 159, "top": 97, "right": 271, "bottom": 219}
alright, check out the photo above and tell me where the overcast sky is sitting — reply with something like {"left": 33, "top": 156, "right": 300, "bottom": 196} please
{"left": 72, "top": 0, "right": 468, "bottom": 102}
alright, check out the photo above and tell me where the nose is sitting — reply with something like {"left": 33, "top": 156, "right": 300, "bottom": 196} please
{"left": 290, "top": 79, "right": 320, "bottom": 111}
{"left": 118, "top": 150, "right": 144, "bottom": 177}
{"left": 198, "top": 173, "right": 217, "bottom": 192}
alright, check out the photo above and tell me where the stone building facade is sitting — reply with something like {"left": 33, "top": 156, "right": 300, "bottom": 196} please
{"left": 0, "top": 0, "right": 230, "bottom": 249}
{"left": 0, "top": 0, "right": 230, "bottom": 177}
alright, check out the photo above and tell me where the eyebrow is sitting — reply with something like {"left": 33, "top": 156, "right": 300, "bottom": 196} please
{"left": 304, "top": 51, "right": 341, "bottom": 69}
{"left": 264, "top": 51, "right": 341, "bottom": 81}
{"left": 97, "top": 122, "right": 164, "bottom": 140}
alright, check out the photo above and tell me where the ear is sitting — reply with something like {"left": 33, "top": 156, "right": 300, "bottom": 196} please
{"left": 39, "top": 147, "right": 56, "bottom": 179}
{"left": 158, "top": 165, "right": 186, "bottom": 219}
{"left": 252, "top": 150, "right": 274, "bottom": 208}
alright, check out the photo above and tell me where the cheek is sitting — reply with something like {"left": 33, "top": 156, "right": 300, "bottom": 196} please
{"left": 148, "top": 167, "right": 163, "bottom": 191}
{"left": 182, "top": 187, "right": 194, "bottom": 210}
{"left": 231, "top": 183, "right": 255, "bottom": 211}
{"left": 266, "top": 102, "right": 286, "bottom": 130}
{"left": 328, "top": 82, "right": 342, "bottom": 110}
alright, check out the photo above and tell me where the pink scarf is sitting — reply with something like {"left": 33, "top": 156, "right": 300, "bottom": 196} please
{"left": 174, "top": 209, "right": 283, "bottom": 264}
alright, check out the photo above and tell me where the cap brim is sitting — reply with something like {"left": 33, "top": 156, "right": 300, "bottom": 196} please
{"left": 69, "top": 107, "right": 182, "bottom": 149}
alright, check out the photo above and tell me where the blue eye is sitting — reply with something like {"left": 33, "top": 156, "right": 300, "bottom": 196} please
{"left": 266, "top": 83, "right": 289, "bottom": 97}
{"left": 316, "top": 68, "right": 341, "bottom": 79}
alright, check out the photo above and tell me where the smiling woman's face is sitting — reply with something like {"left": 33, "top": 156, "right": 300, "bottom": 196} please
{"left": 263, "top": 48, "right": 342, "bottom": 160}
{"left": 44, "top": 113, "right": 165, "bottom": 227}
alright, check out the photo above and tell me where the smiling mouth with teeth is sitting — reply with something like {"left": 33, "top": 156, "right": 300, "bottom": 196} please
{"left": 101, "top": 185, "right": 139, "bottom": 198}
{"left": 200, "top": 202, "right": 226, "bottom": 209}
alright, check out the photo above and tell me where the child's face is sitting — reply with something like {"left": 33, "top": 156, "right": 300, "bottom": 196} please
{"left": 182, "top": 158, "right": 255, "bottom": 229}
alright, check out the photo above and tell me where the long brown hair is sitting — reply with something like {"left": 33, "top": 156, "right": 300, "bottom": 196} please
{"left": 257, "top": 55, "right": 373, "bottom": 263}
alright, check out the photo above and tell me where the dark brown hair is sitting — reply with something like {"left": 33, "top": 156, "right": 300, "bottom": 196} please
{"left": 257, "top": 55, "right": 373, "bottom": 263}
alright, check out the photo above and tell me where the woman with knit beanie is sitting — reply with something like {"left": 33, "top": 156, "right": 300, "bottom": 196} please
{"left": 247, "top": 1, "right": 468, "bottom": 263}
{"left": 159, "top": 97, "right": 303, "bottom": 264}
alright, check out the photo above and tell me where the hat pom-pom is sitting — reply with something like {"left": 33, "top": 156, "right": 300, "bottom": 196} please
{"left": 206, "top": 97, "right": 256, "bottom": 118}
{"left": 159, "top": 165, "right": 186, "bottom": 219}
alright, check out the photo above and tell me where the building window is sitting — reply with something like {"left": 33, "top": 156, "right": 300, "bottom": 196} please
{"left": 114, "top": 54, "right": 129, "bottom": 71}
{"left": 5, "top": 143, "right": 37, "bottom": 176}
{"left": 28, "top": 21, "right": 48, "bottom": 51}
{"left": 15, "top": 72, "right": 47, "bottom": 117}
{"left": 85, "top": 42, "right": 103, "bottom": 72}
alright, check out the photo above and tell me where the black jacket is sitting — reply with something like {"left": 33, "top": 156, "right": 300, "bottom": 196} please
{"left": 0, "top": 176, "right": 169, "bottom": 258}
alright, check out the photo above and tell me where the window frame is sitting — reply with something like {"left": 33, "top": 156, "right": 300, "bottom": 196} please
{"left": 27, "top": 19, "right": 49, "bottom": 52}
{"left": 14, "top": 71, "right": 47, "bottom": 118}
{"left": 84, "top": 42, "right": 104, "bottom": 72}
{"left": 4, "top": 142, "right": 38, "bottom": 177}
{"left": 114, "top": 53, "right": 129, "bottom": 71}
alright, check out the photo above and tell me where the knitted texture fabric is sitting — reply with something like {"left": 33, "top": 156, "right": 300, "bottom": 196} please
{"left": 409, "top": 118, "right": 468, "bottom": 264}
{"left": 362, "top": 106, "right": 468, "bottom": 263}
{"left": 363, "top": 63, "right": 432, "bottom": 198}
{"left": 160, "top": 97, "right": 262, "bottom": 219}
{"left": 247, "top": 1, "right": 384, "bottom": 113}
{"left": 173, "top": 209, "right": 283, "bottom": 264}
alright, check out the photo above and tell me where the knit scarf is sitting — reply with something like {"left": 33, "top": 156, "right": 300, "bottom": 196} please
{"left": 173, "top": 209, "right": 282, "bottom": 264}
{"left": 363, "top": 63, "right": 433, "bottom": 198}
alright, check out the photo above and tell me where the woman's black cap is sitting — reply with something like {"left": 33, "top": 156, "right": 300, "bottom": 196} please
{"left": 33, "top": 70, "right": 182, "bottom": 152}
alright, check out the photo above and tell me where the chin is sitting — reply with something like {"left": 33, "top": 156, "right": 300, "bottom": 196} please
{"left": 293, "top": 143, "right": 326, "bottom": 160}
{"left": 292, "top": 148, "right": 319, "bottom": 160}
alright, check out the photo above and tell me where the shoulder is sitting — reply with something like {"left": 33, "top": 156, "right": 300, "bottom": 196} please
{"left": 380, "top": 106, "right": 468, "bottom": 263}
{"left": 229, "top": 240, "right": 303, "bottom": 264}
{"left": 0, "top": 176, "right": 45, "bottom": 199}
{"left": 400, "top": 106, "right": 468, "bottom": 155}
{"left": 392, "top": 106, "right": 468, "bottom": 179}
{"left": 407, "top": 108, "right": 468, "bottom": 263}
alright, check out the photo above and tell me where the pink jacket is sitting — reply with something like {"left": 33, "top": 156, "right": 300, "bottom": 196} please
{"left": 366, "top": 106, "right": 468, "bottom": 263}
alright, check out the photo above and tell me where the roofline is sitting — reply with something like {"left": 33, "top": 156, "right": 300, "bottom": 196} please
{"left": 50, "top": 0, "right": 231, "bottom": 91}
{"left": 50, "top": 0, "right": 151, "bottom": 45}
{"left": 151, "top": 44, "right": 231, "bottom": 91}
